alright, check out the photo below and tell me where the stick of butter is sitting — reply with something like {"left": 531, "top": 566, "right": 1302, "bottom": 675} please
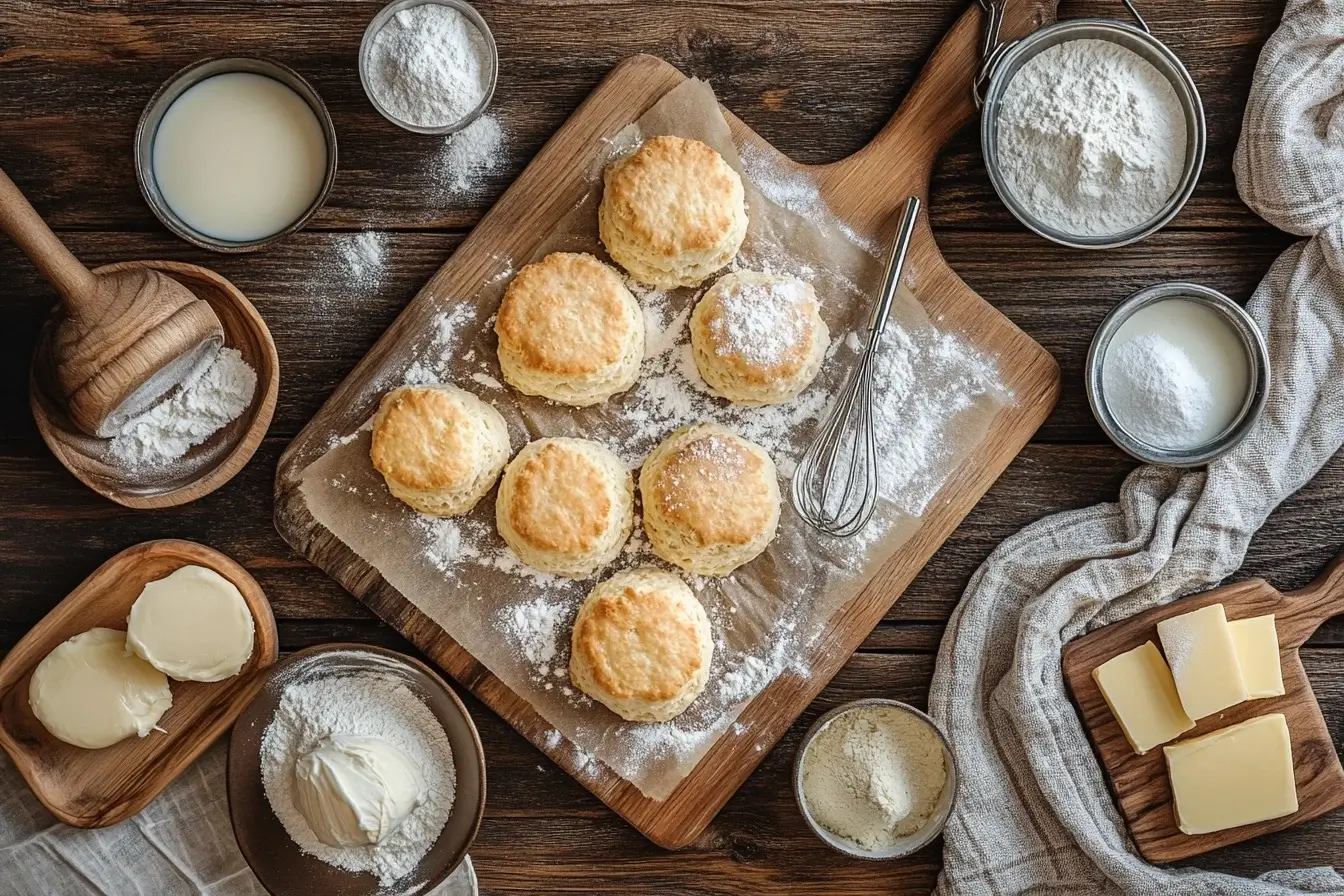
{"left": 1164, "top": 713, "right": 1297, "bottom": 835}
{"left": 1229, "top": 614, "right": 1285, "bottom": 699}
{"left": 1156, "top": 603, "right": 1249, "bottom": 720}
{"left": 1092, "top": 641, "right": 1194, "bottom": 754}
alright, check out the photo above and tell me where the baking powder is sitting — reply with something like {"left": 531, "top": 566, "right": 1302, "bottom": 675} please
{"left": 995, "top": 38, "right": 1187, "bottom": 237}
{"left": 260, "top": 668, "right": 456, "bottom": 886}
{"left": 366, "top": 2, "right": 491, "bottom": 128}
{"left": 109, "top": 347, "right": 256, "bottom": 468}
{"left": 1103, "top": 331, "right": 1217, "bottom": 449}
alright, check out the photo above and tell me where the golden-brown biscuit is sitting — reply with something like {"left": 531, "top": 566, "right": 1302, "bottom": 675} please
{"left": 495, "top": 252, "right": 644, "bottom": 407}
{"left": 496, "top": 437, "right": 634, "bottom": 578}
{"left": 690, "top": 270, "right": 829, "bottom": 406}
{"left": 569, "top": 567, "right": 713, "bottom": 722}
{"left": 598, "top": 135, "right": 748, "bottom": 289}
{"left": 638, "top": 423, "right": 781, "bottom": 576}
{"left": 370, "top": 384, "right": 510, "bottom": 517}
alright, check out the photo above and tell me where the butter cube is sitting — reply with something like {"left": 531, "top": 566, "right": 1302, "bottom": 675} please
{"left": 1229, "top": 615, "right": 1285, "bottom": 699}
{"left": 1092, "top": 641, "right": 1194, "bottom": 754}
{"left": 1164, "top": 713, "right": 1297, "bottom": 835}
{"left": 1156, "top": 604, "right": 1249, "bottom": 720}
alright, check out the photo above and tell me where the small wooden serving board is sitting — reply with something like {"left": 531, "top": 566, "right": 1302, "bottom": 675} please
{"left": 1062, "top": 556, "right": 1344, "bottom": 863}
{"left": 275, "top": 2, "right": 1061, "bottom": 848}
{"left": 0, "top": 539, "right": 278, "bottom": 828}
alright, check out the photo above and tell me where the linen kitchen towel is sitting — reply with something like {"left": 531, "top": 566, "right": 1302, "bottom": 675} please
{"left": 0, "top": 744, "right": 476, "bottom": 896}
{"left": 933, "top": 1, "right": 1344, "bottom": 893}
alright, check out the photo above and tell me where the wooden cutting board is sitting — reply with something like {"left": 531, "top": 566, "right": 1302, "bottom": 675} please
{"left": 275, "top": 1, "right": 1061, "bottom": 848}
{"left": 1062, "top": 556, "right": 1344, "bottom": 863}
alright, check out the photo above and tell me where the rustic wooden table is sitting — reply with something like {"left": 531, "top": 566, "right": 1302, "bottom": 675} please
{"left": 2, "top": 1, "right": 1340, "bottom": 893}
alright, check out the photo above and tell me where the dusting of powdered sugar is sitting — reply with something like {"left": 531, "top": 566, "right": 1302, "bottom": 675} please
{"left": 705, "top": 274, "right": 813, "bottom": 371}
{"left": 259, "top": 665, "right": 455, "bottom": 886}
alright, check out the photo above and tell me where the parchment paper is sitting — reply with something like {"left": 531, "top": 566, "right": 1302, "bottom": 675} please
{"left": 297, "top": 79, "right": 1012, "bottom": 800}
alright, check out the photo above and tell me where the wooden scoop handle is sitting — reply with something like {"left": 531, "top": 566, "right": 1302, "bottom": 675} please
{"left": 1281, "top": 553, "right": 1344, "bottom": 650}
{"left": 0, "top": 167, "right": 97, "bottom": 314}
{"left": 816, "top": 0, "right": 1058, "bottom": 232}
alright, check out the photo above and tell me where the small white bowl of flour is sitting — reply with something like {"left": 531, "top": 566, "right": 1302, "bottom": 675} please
{"left": 793, "top": 699, "right": 957, "bottom": 859}
{"left": 980, "top": 19, "right": 1205, "bottom": 249}
{"left": 359, "top": 0, "right": 498, "bottom": 135}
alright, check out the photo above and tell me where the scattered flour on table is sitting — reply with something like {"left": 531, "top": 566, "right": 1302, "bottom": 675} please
{"left": 364, "top": 2, "right": 491, "bottom": 129}
{"left": 995, "top": 38, "right": 1187, "bottom": 237}
{"left": 260, "top": 667, "right": 456, "bottom": 886}
{"left": 109, "top": 347, "right": 256, "bottom": 468}
{"left": 435, "top": 115, "right": 505, "bottom": 196}
{"left": 333, "top": 231, "right": 388, "bottom": 292}
{"left": 403, "top": 303, "right": 477, "bottom": 385}
{"left": 737, "top": 142, "right": 878, "bottom": 255}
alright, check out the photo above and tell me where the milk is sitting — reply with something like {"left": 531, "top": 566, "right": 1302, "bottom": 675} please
{"left": 152, "top": 72, "right": 327, "bottom": 242}
{"left": 1102, "top": 298, "right": 1251, "bottom": 448}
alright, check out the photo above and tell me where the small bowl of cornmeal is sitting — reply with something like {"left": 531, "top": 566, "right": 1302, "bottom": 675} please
{"left": 135, "top": 57, "right": 338, "bottom": 252}
{"left": 793, "top": 699, "right": 958, "bottom": 859}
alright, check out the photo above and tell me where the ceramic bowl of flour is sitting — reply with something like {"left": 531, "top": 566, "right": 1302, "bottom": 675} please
{"left": 980, "top": 18, "right": 1206, "bottom": 249}
{"left": 792, "top": 699, "right": 958, "bottom": 860}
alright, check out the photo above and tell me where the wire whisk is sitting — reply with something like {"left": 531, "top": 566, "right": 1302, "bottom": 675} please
{"left": 791, "top": 196, "right": 922, "bottom": 538}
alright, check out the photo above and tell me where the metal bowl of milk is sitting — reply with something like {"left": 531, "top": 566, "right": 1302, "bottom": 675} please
{"left": 136, "top": 58, "right": 338, "bottom": 252}
{"left": 979, "top": 13, "right": 1206, "bottom": 249}
{"left": 1087, "top": 282, "right": 1270, "bottom": 467}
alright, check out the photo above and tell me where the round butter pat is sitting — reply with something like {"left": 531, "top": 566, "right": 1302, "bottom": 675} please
{"left": 29, "top": 627, "right": 173, "bottom": 749}
{"left": 127, "top": 565, "right": 255, "bottom": 682}
{"left": 293, "top": 734, "right": 426, "bottom": 848}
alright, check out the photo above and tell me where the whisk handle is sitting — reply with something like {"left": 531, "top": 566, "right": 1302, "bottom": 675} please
{"left": 866, "top": 196, "right": 923, "bottom": 340}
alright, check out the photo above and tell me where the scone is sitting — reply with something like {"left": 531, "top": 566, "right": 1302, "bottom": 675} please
{"left": 495, "top": 252, "right": 645, "bottom": 406}
{"left": 370, "top": 384, "right": 510, "bottom": 517}
{"left": 496, "top": 437, "right": 634, "bottom": 578}
{"left": 639, "top": 423, "right": 781, "bottom": 576}
{"left": 598, "top": 135, "right": 748, "bottom": 289}
{"left": 690, "top": 270, "right": 829, "bottom": 406}
{"left": 569, "top": 567, "right": 713, "bottom": 722}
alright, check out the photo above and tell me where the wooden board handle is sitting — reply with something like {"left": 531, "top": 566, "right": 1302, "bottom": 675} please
{"left": 818, "top": 0, "right": 1057, "bottom": 231}
{"left": 1281, "top": 553, "right": 1344, "bottom": 649}
{"left": 0, "top": 166, "right": 96, "bottom": 312}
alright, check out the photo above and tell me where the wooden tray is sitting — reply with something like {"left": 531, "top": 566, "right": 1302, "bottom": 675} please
{"left": 275, "top": 1, "right": 1061, "bottom": 849}
{"left": 0, "top": 539, "right": 278, "bottom": 827}
{"left": 1062, "top": 555, "right": 1344, "bottom": 863}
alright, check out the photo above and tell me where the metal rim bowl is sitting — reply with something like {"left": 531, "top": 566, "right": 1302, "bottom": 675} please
{"left": 135, "top": 57, "right": 339, "bottom": 254}
{"left": 227, "top": 643, "right": 486, "bottom": 896}
{"left": 980, "top": 18, "right": 1206, "bottom": 249}
{"left": 1086, "top": 282, "right": 1270, "bottom": 467}
{"left": 792, "top": 699, "right": 958, "bottom": 860}
{"left": 359, "top": 0, "right": 499, "bottom": 136}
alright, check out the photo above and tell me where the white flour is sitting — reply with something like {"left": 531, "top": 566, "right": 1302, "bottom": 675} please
{"left": 435, "top": 114, "right": 505, "bottom": 196}
{"left": 1104, "top": 331, "right": 1216, "bottom": 449}
{"left": 109, "top": 347, "right": 256, "bottom": 468}
{"left": 335, "top": 231, "right": 387, "bottom": 292}
{"left": 365, "top": 2, "right": 491, "bottom": 128}
{"left": 260, "top": 668, "right": 456, "bottom": 886}
{"left": 995, "top": 38, "right": 1187, "bottom": 237}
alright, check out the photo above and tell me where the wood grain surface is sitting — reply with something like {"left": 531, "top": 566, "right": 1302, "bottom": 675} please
{"left": 1063, "top": 556, "right": 1344, "bottom": 862}
{"left": 0, "top": 539, "right": 278, "bottom": 828}
{"left": 273, "top": 1, "right": 1061, "bottom": 848}
{"left": 3, "top": 0, "right": 1340, "bottom": 892}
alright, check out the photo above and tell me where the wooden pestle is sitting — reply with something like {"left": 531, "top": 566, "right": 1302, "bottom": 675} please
{"left": 0, "top": 167, "right": 223, "bottom": 438}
